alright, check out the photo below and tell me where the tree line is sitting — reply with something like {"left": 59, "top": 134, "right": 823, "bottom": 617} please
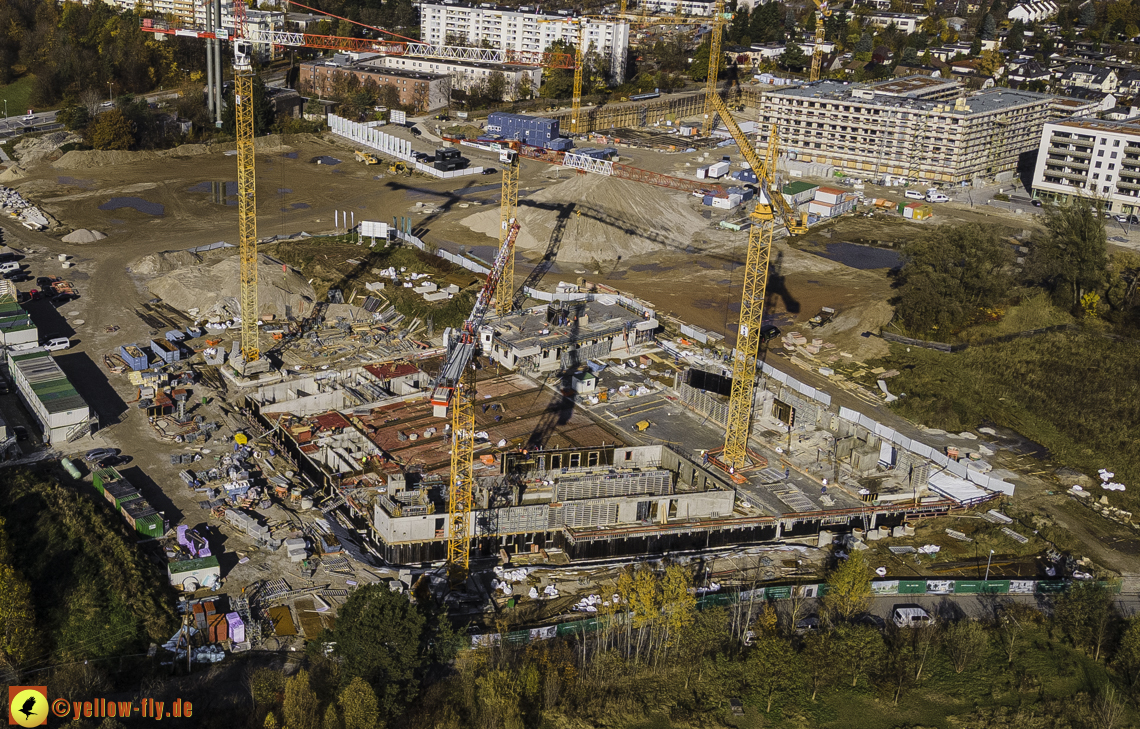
{"left": 891, "top": 198, "right": 1140, "bottom": 337}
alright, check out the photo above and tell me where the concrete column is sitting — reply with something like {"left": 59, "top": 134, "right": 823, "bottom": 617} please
{"left": 214, "top": 0, "right": 223, "bottom": 127}
{"left": 205, "top": 0, "right": 215, "bottom": 113}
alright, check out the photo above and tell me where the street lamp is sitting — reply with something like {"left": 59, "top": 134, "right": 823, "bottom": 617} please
{"left": 108, "top": 82, "right": 115, "bottom": 106}
{"left": 984, "top": 549, "right": 995, "bottom": 582}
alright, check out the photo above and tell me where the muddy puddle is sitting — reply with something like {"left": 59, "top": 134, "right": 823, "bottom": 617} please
{"left": 57, "top": 176, "right": 94, "bottom": 188}
{"left": 810, "top": 241, "right": 902, "bottom": 270}
{"left": 311, "top": 156, "right": 342, "bottom": 165}
{"left": 99, "top": 197, "right": 165, "bottom": 216}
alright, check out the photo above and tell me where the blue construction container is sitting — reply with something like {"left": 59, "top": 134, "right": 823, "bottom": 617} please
{"left": 702, "top": 194, "right": 715, "bottom": 206}
{"left": 547, "top": 137, "right": 573, "bottom": 152}
{"left": 149, "top": 338, "right": 181, "bottom": 365}
{"left": 732, "top": 170, "right": 758, "bottom": 183}
{"left": 185, "top": 325, "right": 204, "bottom": 339}
{"left": 486, "top": 112, "right": 563, "bottom": 149}
{"left": 165, "top": 330, "right": 187, "bottom": 342}
{"left": 119, "top": 344, "right": 149, "bottom": 371}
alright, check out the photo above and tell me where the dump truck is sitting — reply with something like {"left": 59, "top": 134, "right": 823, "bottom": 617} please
{"left": 355, "top": 150, "right": 378, "bottom": 165}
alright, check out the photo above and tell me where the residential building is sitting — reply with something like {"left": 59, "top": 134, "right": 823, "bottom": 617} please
{"left": 632, "top": 0, "right": 717, "bottom": 15}
{"left": 1007, "top": 0, "right": 1059, "bottom": 23}
{"left": 1058, "top": 64, "right": 1118, "bottom": 93}
{"left": 362, "top": 56, "right": 542, "bottom": 102}
{"left": 867, "top": 12, "right": 928, "bottom": 34}
{"left": 1061, "top": 88, "right": 1117, "bottom": 113}
{"left": 1120, "top": 71, "right": 1140, "bottom": 98}
{"left": 1008, "top": 59, "right": 1051, "bottom": 85}
{"left": 299, "top": 59, "right": 449, "bottom": 111}
{"left": 419, "top": 2, "right": 630, "bottom": 82}
{"left": 1031, "top": 118, "right": 1140, "bottom": 214}
{"left": 757, "top": 76, "right": 1056, "bottom": 184}
{"left": 7, "top": 348, "right": 93, "bottom": 445}
{"left": 1050, "top": 95, "right": 1103, "bottom": 118}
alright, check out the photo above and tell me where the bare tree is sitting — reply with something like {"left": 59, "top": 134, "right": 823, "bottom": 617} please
{"left": 1094, "top": 683, "right": 1124, "bottom": 729}
{"left": 80, "top": 87, "right": 103, "bottom": 118}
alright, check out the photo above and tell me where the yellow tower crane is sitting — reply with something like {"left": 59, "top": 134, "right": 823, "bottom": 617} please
{"left": 701, "top": 0, "right": 727, "bottom": 136}
{"left": 704, "top": 94, "right": 806, "bottom": 470}
{"left": 809, "top": 0, "right": 831, "bottom": 82}
{"left": 234, "top": 37, "right": 261, "bottom": 367}
{"left": 494, "top": 145, "right": 521, "bottom": 316}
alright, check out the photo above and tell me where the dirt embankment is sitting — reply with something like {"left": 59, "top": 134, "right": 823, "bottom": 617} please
{"left": 50, "top": 133, "right": 311, "bottom": 170}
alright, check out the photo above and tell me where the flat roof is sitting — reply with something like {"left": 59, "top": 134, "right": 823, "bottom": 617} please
{"left": 8, "top": 349, "right": 88, "bottom": 414}
{"left": 770, "top": 79, "right": 1054, "bottom": 115}
{"left": 494, "top": 300, "right": 649, "bottom": 351}
{"left": 1047, "top": 117, "right": 1140, "bottom": 135}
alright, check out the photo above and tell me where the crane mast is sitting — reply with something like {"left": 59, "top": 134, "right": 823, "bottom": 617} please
{"left": 810, "top": 0, "right": 831, "bottom": 82}
{"left": 234, "top": 36, "right": 260, "bottom": 364}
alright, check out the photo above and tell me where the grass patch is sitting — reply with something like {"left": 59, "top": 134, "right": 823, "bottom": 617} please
{"left": 0, "top": 75, "right": 38, "bottom": 119}
{"left": 868, "top": 330, "right": 1140, "bottom": 507}
{"left": 0, "top": 468, "right": 180, "bottom": 664}
{"left": 264, "top": 236, "right": 482, "bottom": 330}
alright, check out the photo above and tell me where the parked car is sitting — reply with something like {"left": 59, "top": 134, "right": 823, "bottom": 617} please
{"left": 1031, "top": 199, "right": 1043, "bottom": 207}
{"left": 0, "top": 377, "right": 10, "bottom": 394}
{"left": 892, "top": 605, "right": 933, "bottom": 629}
{"left": 1129, "top": 215, "right": 1140, "bottom": 225}
{"left": 42, "top": 337, "right": 69, "bottom": 351}
{"left": 97, "top": 455, "right": 132, "bottom": 468}
{"left": 481, "top": 168, "right": 497, "bottom": 175}
{"left": 13, "top": 425, "right": 28, "bottom": 441}
{"left": 84, "top": 447, "right": 118, "bottom": 462}
{"left": 1115, "top": 214, "right": 1128, "bottom": 223}
{"left": 409, "top": 126, "right": 422, "bottom": 137}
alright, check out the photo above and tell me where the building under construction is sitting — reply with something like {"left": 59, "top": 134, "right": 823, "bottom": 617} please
{"left": 756, "top": 76, "right": 1055, "bottom": 184}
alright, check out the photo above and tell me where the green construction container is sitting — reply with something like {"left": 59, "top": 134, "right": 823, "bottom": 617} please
{"left": 117, "top": 492, "right": 142, "bottom": 508}
{"left": 132, "top": 512, "right": 167, "bottom": 537}
{"left": 91, "top": 467, "right": 123, "bottom": 494}
{"left": 104, "top": 482, "right": 141, "bottom": 510}
{"left": 898, "top": 580, "right": 927, "bottom": 594}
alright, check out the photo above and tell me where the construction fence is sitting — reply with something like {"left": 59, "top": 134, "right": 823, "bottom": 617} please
{"left": 328, "top": 115, "right": 484, "bottom": 178}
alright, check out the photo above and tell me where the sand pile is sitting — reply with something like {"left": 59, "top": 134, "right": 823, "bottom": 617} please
{"left": 0, "top": 165, "right": 28, "bottom": 182}
{"left": 460, "top": 174, "right": 711, "bottom": 264}
{"left": 147, "top": 252, "right": 315, "bottom": 320}
{"left": 14, "top": 131, "right": 83, "bottom": 166}
{"left": 62, "top": 229, "right": 107, "bottom": 244}
{"left": 53, "top": 134, "right": 298, "bottom": 170}
{"left": 129, "top": 249, "right": 209, "bottom": 276}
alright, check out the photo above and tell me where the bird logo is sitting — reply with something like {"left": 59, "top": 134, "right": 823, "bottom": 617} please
{"left": 8, "top": 687, "right": 47, "bottom": 727}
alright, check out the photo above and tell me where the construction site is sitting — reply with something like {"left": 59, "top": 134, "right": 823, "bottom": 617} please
{"left": 0, "top": 0, "right": 1118, "bottom": 663}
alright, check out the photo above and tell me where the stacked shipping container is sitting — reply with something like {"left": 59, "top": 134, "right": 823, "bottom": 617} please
{"left": 88, "top": 466, "right": 168, "bottom": 537}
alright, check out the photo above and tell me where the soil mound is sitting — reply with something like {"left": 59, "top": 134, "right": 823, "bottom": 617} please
{"left": 146, "top": 252, "right": 315, "bottom": 321}
{"left": 460, "top": 174, "right": 710, "bottom": 264}
{"left": 61, "top": 228, "right": 107, "bottom": 244}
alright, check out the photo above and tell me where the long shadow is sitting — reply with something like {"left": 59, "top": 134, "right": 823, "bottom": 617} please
{"left": 52, "top": 351, "right": 128, "bottom": 426}
{"left": 23, "top": 297, "right": 75, "bottom": 340}
{"left": 514, "top": 202, "right": 575, "bottom": 309}
{"left": 526, "top": 302, "right": 582, "bottom": 449}
{"left": 118, "top": 463, "right": 185, "bottom": 530}
{"left": 765, "top": 250, "right": 801, "bottom": 316}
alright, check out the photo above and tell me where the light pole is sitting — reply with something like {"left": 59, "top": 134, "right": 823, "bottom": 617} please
{"left": 984, "top": 549, "right": 995, "bottom": 582}
{"left": 108, "top": 82, "right": 115, "bottom": 106}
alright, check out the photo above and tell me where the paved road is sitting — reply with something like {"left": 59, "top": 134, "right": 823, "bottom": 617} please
{"left": 0, "top": 110, "right": 60, "bottom": 137}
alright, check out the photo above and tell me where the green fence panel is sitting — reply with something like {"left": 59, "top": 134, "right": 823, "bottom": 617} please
{"left": 1037, "top": 580, "right": 1067, "bottom": 594}
{"left": 507, "top": 630, "right": 530, "bottom": 645}
{"left": 765, "top": 586, "right": 792, "bottom": 599}
{"left": 898, "top": 580, "right": 927, "bottom": 594}
{"left": 981, "top": 580, "right": 1009, "bottom": 594}
{"left": 953, "top": 581, "right": 982, "bottom": 594}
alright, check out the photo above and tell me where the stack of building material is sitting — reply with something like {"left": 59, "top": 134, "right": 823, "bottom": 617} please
{"left": 283, "top": 537, "right": 308, "bottom": 562}
{"left": 207, "top": 612, "right": 228, "bottom": 643}
{"left": 225, "top": 508, "right": 270, "bottom": 541}
{"left": 226, "top": 612, "right": 245, "bottom": 643}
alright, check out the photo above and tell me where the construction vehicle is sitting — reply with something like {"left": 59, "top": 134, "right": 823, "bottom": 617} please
{"left": 389, "top": 161, "right": 410, "bottom": 175}
{"left": 355, "top": 150, "right": 379, "bottom": 165}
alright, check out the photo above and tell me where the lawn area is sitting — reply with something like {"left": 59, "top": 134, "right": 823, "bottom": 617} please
{"left": 0, "top": 468, "right": 179, "bottom": 664}
{"left": 868, "top": 329, "right": 1140, "bottom": 508}
{"left": 0, "top": 75, "right": 38, "bottom": 118}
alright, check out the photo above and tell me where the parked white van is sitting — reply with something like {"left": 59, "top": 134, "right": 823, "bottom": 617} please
{"left": 42, "top": 337, "right": 70, "bottom": 351}
{"left": 0, "top": 262, "right": 19, "bottom": 274}
{"left": 926, "top": 190, "right": 950, "bottom": 203}
{"left": 904, "top": 189, "right": 925, "bottom": 200}
{"left": 892, "top": 605, "right": 933, "bottom": 628}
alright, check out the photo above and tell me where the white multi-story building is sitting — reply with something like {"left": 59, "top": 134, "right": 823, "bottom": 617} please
{"left": 866, "top": 12, "right": 928, "bottom": 34}
{"left": 633, "top": 0, "right": 716, "bottom": 16}
{"left": 1007, "top": 1, "right": 1059, "bottom": 23}
{"left": 364, "top": 56, "right": 542, "bottom": 101}
{"left": 1032, "top": 118, "right": 1140, "bottom": 214}
{"left": 420, "top": 2, "right": 630, "bottom": 83}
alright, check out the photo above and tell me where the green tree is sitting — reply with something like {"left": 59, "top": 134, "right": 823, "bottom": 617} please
{"left": 779, "top": 40, "right": 810, "bottom": 70}
{"left": 942, "top": 619, "right": 988, "bottom": 674}
{"left": 283, "top": 669, "right": 321, "bottom": 729}
{"left": 249, "top": 667, "right": 286, "bottom": 709}
{"left": 661, "top": 564, "right": 697, "bottom": 660}
{"left": 970, "top": 36, "right": 983, "bottom": 55}
{"left": 1027, "top": 198, "right": 1108, "bottom": 310}
{"left": 821, "top": 551, "right": 873, "bottom": 622}
{"left": 321, "top": 703, "right": 342, "bottom": 729}
{"left": 57, "top": 105, "right": 90, "bottom": 131}
{"left": 338, "top": 676, "right": 381, "bottom": 729}
{"left": 981, "top": 12, "right": 997, "bottom": 38}
{"left": 1080, "top": 1, "right": 1096, "bottom": 26}
{"left": 856, "top": 31, "right": 873, "bottom": 53}
{"left": 689, "top": 38, "right": 727, "bottom": 82}
{"left": 802, "top": 628, "right": 839, "bottom": 700}
{"left": 0, "top": 561, "right": 37, "bottom": 668}
{"left": 833, "top": 623, "right": 884, "bottom": 687}
{"left": 85, "top": 108, "right": 135, "bottom": 150}
{"left": 486, "top": 70, "right": 508, "bottom": 102}
{"left": 746, "top": 634, "right": 799, "bottom": 712}
{"left": 892, "top": 222, "right": 1015, "bottom": 332}
{"left": 222, "top": 75, "right": 277, "bottom": 137}
{"left": 333, "top": 584, "right": 426, "bottom": 719}
{"left": 1055, "top": 581, "right": 1115, "bottom": 661}
{"left": 1008, "top": 19, "right": 1026, "bottom": 50}
{"left": 1112, "top": 616, "right": 1140, "bottom": 688}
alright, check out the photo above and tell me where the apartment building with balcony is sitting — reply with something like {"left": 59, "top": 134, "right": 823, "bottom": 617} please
{"left": 420, "top": 2, "right": 630, "bottom": 82}
{"left": 756, "top": 77, "right": 1055, "bottom": 184}
{"left": 1031, "top": 118, "right": 1140, "bottom": 214}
